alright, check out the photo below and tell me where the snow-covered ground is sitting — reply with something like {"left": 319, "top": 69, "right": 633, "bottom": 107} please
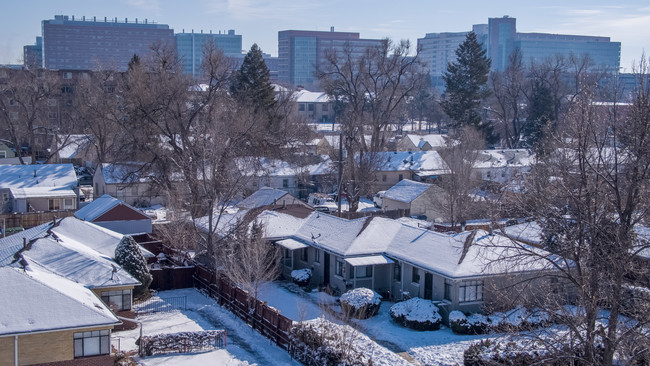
{"left": 257, "top": 281, "right": 494, "bottom": 365}
{"left": 113, "top": 288, "right": 295, "bottom": 365}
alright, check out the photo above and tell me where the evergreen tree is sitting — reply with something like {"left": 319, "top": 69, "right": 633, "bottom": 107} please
{"left": 442, "top": 32, "right": 493, "bottom": 142}
{"left": 231, "top": 44, "right": 276, "bottom": 116}
{"left": 523, "top": 80, "right": 554, "bottom": 151}
{"left": 115, "top": 235, "right": 152, "bottom": 297}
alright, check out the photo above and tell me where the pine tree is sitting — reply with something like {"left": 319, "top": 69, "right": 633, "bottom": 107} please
{"left": 115, "top": 235, "right": 152, "bottom": 297}
{"left": 231, "top": 44, "right": 276, "bottom": 116}
{"left": 523, "top": 80, "right": 554, "bottom": 151}
{"left": 442, "top": 32, "right": 493, "bottom": 142}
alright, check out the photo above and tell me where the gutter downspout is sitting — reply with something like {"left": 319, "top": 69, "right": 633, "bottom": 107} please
{"left": 14, "top": 335, "right": 17, "bottom": 366}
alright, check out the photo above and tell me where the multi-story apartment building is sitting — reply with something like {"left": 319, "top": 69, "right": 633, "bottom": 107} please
{"left": 23, "top": 37, "right": 42, "bottom": 69}
{"left": 175, "top": 29, "right": 242, "bottom": 77}
{"left": 278, "top": 29, "right": 384, "bottom": 90}
{"left": 419, "top": 16, "right": 621, "bottom": 89}
{"left": 42, "top": 15, "right": 174, "bottom": 71}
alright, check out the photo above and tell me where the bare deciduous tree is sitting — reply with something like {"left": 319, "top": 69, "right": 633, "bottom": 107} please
{"left": 317, "top": 39, "right": 425, "bottom": 211}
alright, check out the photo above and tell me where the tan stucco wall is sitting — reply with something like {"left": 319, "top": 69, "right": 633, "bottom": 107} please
{"left": 0, "top": 326, "right": 112, "bottom": 366}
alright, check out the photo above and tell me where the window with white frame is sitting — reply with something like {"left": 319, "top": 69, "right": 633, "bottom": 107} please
{"left": 354, "top": 265, "right": 373, "bottom": 278}
{"left": 300, "top": 247, "right": 308, "bottom": 262}
{"left": 335, "top": 257, "right": 344, "bottom": 277}
{"left": 100, "top": 289, "right": 132, "bottom": 311}
{"left": 63, "top": 72, "right": 73, "bottom": 79}
{"left": 314, "top": 249, "right": 320, "bottom": 263}
{"left": 444, "top": 279, "right": 453, "bottom": 301}
{"left": 47, "top": 98, "right": 57, "bottom": 107}
{"left": 458, "top": 280, "right": 483, "bottom": 302}
{"left": 48, "top": 199, "right": 61, "bottom": 211}
{"left": 74, "top": 330, "right": 110, "bottom": 358}
{"left": 393, "top": 262, "right": 401, "bottom": 281}
{"left": 64, "top": 198, "right": 74, "bottom": 209}
{"left": 412, "top": 268, "right": 420, "bottom": 284}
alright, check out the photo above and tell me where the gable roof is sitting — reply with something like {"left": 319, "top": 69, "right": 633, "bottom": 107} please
{"left": 0, "top": 266, "right": 119, "bottom": 336}
{"left": 405, "top": 134, "right": 447, "bottom": 149}
{"left": 20, "top": 236, "right": 140, "bottom": 289}
{"left": 0, "top": 217, "right": 153, "bottom": 264}
{"left": 262, "top": 210, "right": 560, "bottom": 279}
{"left": 474, "top": 149, "right": 534, "bottom": 169}
{"left": 98, "top": 163, "right": 149, "bottom": 184}
{"left": 9, "top": 187, "right": 77, "bottom": 199}
{"left": 0, "top": 163, "right": 77, "bottom": 189}
{"left": 75, "top": 194, "right": 150, "bottom": 222}
{"left": 237, "top": 187, "right": 293, "bottom": 209}
{"left": 376, "top": 151, "right": 450, "bottom": 174}
{"left": 383, "top": 179, "right": 432, "bottom": 203}
{"left": 57, "top": 134, "right": 92, "bottom": 160}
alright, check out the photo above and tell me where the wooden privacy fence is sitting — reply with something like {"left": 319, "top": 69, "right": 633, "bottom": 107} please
{"left": 0, "top": 210, "right": 76, "bottom": 229}
{"left": 193, "top": 265, "right": 293, "bottom": 349}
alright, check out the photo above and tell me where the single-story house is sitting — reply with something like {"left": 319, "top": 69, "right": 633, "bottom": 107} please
{"left": 396, "top": 134, "right": 447, "bottom": 152}
{"left": 473, "top": 149, "right": 534, "bottom": 184}
{"left": 257, "top": 210, "right": 565, "bottom": 320}
{"left": 381, "top": 179, "right": 443, "bottom": 221}
{"left": 0, "top": 163, "right": 81, "bottom": 214}
{"left": 237, "top": 187, "right": 311, "bottom": 210}
{"left": 0, "top": 266, "right": 120, "bottom": 365}
{"left": 245, "top": 157, "right": 334, "bottom": 200}
{"left": 373, "top": 151, "right": 450, "bottom": 191}
{"left": 0, "top": 217, "right": 146, "bottom": 314}
{"left": 94, "top": 163, "right": 166, "bottom": 207}
{"left": 75, "top": 194, "right": 153, "bottom": 234}
{"left": 0, "top": 141, "right": 31, "bottom": 164}
{"left": 55, "top": 134, "right": 96, "bottom": 167}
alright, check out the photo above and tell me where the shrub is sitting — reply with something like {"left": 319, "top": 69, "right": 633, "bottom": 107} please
{"left": 289, "top": 317, "right": 368, "bottom": 366}
{"left": 340, "top": 288, "right": 381, "bottom": 319}
{"left": 390, "top": 298, "right": 442, "bottom": 331}
{"left": 115, "top": 235, "right": 152, "bottom": 297}
{"left": 449, "top": 311, "right": 489, "bottom": 335}
{"left": 291, "top": 268, "right": 312, "bottom": 287}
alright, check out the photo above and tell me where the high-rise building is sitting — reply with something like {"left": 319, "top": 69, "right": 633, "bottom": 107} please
{"left": 278, "top": 29, "right": 384, "bottom": 89}
{"left": 175, "top": 30, "right": 242, "bottom": 77}
{"left": 418, "top": 16, "right": 621, "bottom": 89}
{"left": 23, "top": 37, "right": 42, "bottom": 69}
{"left": 42, "top": 15, "right": 174, "bottom": 71}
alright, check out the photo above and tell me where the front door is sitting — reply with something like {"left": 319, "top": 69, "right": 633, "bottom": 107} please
{"left": 323, "top": 252, "right": 330, "bottom": 286}
{"left": 424, "top": 272, "right": 433, "bottom": 300}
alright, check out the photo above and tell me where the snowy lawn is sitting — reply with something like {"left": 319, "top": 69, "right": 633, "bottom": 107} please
{"left": 257, "top": 281, "right": 496, "bottom": 365}
{"left": 113, "top": 288, "right": 295, "bottom": 366}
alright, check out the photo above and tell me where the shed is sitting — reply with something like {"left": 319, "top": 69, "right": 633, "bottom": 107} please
{"left": 75, "top": 194, "right": 152, "bottom": 234}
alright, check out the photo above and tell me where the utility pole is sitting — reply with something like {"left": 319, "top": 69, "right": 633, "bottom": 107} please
{"left": 337, "top": 132, "right": 343, "bottom": 217}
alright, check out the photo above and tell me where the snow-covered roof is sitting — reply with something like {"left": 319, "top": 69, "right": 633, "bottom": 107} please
{"left": 0, "top": 266, "right": 119, "bottom": 336}
{"left": 294, "top": 90, "right": 331, "bottom": 103}
{"left": 9, "top": 187, "right": 77, "bottom": 199}
{"left": 404, "top": 134, "right": 447, "bottom": 149}
{"left": 99, "top": 163, "right": 149, "bottom": 184}
{"left": 500, "top": 222, "right": 542, "bottom": 245}
{"left": 382, "top": 179, "right": 432, "bottom": 203}
{"left": 473, "top": 149, "right": 534, "bottom": 169}
{"left": 265, "top": 211, "right": 560, "bottom": 278}
{"left": 74, "top": 194, "right": 145, "bottom": 222}
{"left": 0, "top": 217, "right": 153, "bottom": 264}
{"left": 0, "top": 163, "right": 78, "bottom": 189}
{"left": 57, "top": 134, "right": 91, "bottom": 160}
{"left": 20, "top": 236, "right": 140, "bottom": 288}
{"left": 247, "top": 157, "right": 333, "bottom": 178}
{"left": 237, "top": 187, "right": 293, "bottom": 209}
{"left": 376, "top": 151, "right": 450, "bottom": 174}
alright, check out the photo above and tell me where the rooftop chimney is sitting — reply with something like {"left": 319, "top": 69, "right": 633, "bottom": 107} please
{"left": 330, "top": 26, "right": 334, "bottom": 32}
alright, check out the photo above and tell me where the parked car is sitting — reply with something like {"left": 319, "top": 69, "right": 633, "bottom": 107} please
{"left": 373, "top": 191, "right": 386, "bottom": 208}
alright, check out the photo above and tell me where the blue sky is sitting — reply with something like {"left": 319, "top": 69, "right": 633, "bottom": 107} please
{"left": 1, "top": 0, "right": 648, "bottom": 72}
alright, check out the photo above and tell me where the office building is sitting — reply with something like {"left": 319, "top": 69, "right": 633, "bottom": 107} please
{"left": 278, "top": 29, "right": 384, "bottom": 90}
{"left": 23, "top": 37, "right": 42, "bottom": 69}
{"left": 418, "top": 16, "right": 621, "bottom": 89}
{"left": 176, "top": 29, "right": 242, "bottom": 77}
{"left": 42, "top": 15, "right": 174, "bottom": 71}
